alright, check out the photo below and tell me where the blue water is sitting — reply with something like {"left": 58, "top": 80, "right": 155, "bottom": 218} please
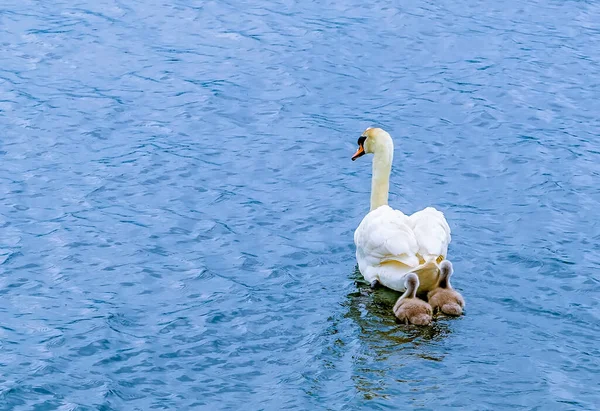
{"left": 1, "top": 0, "right": 599, "bottom": 409}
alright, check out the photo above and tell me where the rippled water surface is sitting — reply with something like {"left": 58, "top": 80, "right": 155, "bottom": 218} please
{"left": 1, "top": 0, "right": 600, "bottom": 409}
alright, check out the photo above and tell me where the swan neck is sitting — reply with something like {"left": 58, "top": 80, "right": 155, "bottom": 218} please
{"left": 439, "top": 269, "right": 452, "bottom": 289}
{"left": 445, "top": 276, "right": 452, "bottom": 289}
{"left": 438, "top": 276, "right": 448, "bottom": 289}
{"left": 400, "top": 282, "right": 417, "bottom": 299}
{"left": 370, "top": 148, "right": 393, "bottom": 211}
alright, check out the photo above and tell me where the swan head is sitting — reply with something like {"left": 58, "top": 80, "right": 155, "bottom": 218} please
{"left": 351, "top": 127, "right": 393, "bottom": 161}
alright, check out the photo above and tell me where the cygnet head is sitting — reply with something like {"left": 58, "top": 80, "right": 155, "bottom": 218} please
{"left": 427, "top": 260, "right": 465, "bottom": 317}
{"left": 351, "top": 127, "right": 394, "bottom": 161}
{"left": 438, "top": 260, "right": 454, "bottom": 289}
{"left": 405, "top": 272, "right": 419, "bottom": 298}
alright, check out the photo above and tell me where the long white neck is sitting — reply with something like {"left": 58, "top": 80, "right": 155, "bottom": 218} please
{"left": 370, "top": 141, "right": 393, "bottom": 211}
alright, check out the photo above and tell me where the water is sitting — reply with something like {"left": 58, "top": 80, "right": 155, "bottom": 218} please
{"left": 1, "top": 0, "right": 599, "bottom": 409}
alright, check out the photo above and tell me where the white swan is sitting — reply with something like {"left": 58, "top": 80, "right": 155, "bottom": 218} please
{"left": 353, "top": 127, "right": 451, "bottom": 292}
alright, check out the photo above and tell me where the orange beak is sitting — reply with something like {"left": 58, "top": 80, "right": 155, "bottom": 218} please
{"left": 352, "top": 145, "right": 365, "bottom": 161}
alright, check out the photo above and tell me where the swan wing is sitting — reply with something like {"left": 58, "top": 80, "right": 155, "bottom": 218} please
{"left": 407, "top": 207, "right": 451, "bottom": 261}
{"left": 354, "top": 205, "right": 420, "bottom": 268}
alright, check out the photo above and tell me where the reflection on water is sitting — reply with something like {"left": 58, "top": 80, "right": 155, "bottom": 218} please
{"left": 339, "top": 266, "right": 453, "bottom": 400}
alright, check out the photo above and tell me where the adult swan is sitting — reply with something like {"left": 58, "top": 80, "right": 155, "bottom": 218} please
{"left": 352, "top": 127, "right": 451, "bottom": 292}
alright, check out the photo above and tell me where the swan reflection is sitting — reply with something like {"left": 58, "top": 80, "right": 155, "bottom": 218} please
{"left": 341, "top": 265, "right": 453, "bottom": 400}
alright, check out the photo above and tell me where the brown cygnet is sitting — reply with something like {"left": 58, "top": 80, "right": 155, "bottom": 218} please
{"left": 427, "top": 260, "right": 465, "bottom": 316}
{"left": 393, "top": 273, "right": 433, "bottom": 325}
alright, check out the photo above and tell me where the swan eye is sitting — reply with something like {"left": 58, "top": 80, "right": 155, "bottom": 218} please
{"left": 357, "top": 136, "right": 367, "bottom": 147}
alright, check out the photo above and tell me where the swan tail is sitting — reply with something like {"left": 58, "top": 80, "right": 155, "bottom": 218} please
{"left": 411, "top": 260, "right": 441, "bottom": 292}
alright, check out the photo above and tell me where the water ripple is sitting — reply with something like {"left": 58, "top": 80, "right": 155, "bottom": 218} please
{"left": 1, "top": 0, "right": 600, "bottom": 409}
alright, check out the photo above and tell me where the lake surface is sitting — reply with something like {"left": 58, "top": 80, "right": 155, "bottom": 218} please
{"left": 1, "top": 0, "right": 599, "bottom": 409}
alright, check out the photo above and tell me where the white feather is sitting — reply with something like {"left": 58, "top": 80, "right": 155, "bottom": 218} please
{"left": 355, "top": 205, "right": 451, "bottom": 292}
{"left": 407, "top": 207, "right": 452, "bottom": 261}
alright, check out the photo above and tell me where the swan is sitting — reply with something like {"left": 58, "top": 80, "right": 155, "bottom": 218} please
{"left": 353, "top": 127, "right": 451, "bottom": 292}
{"left": 393, "top": 273, "right": 433, "bottom": 325}
{"left": 427, "top": 261, "right": 465, "bottom": 316}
